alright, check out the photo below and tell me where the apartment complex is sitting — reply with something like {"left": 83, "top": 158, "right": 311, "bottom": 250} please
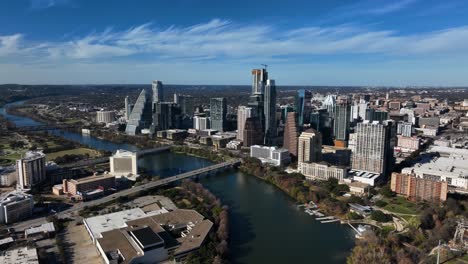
{"left": 298, "top": 162, "right": 348, "bottom": 181}
{"left": 391, "top": 173, "right": 448, "bottom": 201}
{"left": 283, "top": 112, "right": 299, "bottom": 157}
{"left": 237, "top": 106, "right": 253, "bottom": 141}
{"left": 96, "top": 110, "right": 116, "bottom": 124}
{"left": 16, "top": 151, "right": 46, "bottom": 189}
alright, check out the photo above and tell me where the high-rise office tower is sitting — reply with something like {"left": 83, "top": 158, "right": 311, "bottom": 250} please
{"left": 264, "top": 79, "right": 277, "bottom": 145}
{"left": 333, "top": 103, "right": 351, "bottom": 142}
{"left": 243, "top": 117, "right": 264, "bottom": 147}
{"left": 251, "top": 68, "right": 268, "bottom": 95}
{"left": 152, "top": 102, "right": 181, "bottom": 132}
{"left": 152, "top": 80, "right": 163, "bottom": 104}
{"left": 283, "top": 112, "right": 299, "bottom": 158}
{"left": 210, "top": 98, "right": 227, "bottom": 132}
{"left": 280, "top": 105, "right": 293, "bottom": 124}
{"left": 193, "top": 116, "right": 210, "bottom": 130}
{"left": 351, "top": 121, "right": 391, "bottom": 176}
{"left": 397, "top": 121, "right": 412, "bottom": 137}
{"left": 295, "top": 89, "right": 312, "bottom": 127}
{"left": 16, "top": 151, "right": 46, "bottom": 189}
{"left": 124, "top": 96, "right": 132, "bottom": 121}
{"left": 323, "top": 95, "right": 336, "bottom": 114}
{"left": 310, "top": 109, "right": 334, "bottom": 145}
{"left": 125, "top": 89, "right": 153, "bottom": 135}
{"left": 237, "top": 106, "right": 253, "bottom": 141}
{"left": 298, "top": 129, "right": 322, "bottom": 164}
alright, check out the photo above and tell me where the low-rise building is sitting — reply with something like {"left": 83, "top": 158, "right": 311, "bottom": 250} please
{"left": 212, "top": 132, "right": 237, "bottom": 150}
{"left": 298, "top": 162, "right": 348, "bottom": 181}
{"left": 62, "top": 174, "right": 116, "bottom": 197}
{"left": 347, "top": 181, "right": 370, "bottom": 196}
{"left": 25, "top": 222, "right": 56, "bottom": 239}
{"left": 250, "top": 145, "right": 290, "bottom": 166}
{"left": 166, "top": 129, "right": 188, "bottom": 141}
{"left": 401, "top": 156, "right": 468, "bottom": 191}
{"left": 226, "top": 140, "right": 242, "bottom": 150}
{"left": 391, "top": 172, "right": 448, "bottom": 201}
{"left": 0, "top": 247, "right": 39, "bottom": 264}
{"left": 0, "top": 191, "right": 34, "bottom": 224}
{"left": 349, "top": 170, "right": 381, "bottom": 186}
{"left": 84, "top": 208, "right": 212, "bottom": 263}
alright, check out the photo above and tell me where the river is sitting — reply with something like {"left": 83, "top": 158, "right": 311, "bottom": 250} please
{"left": 1, "top": 100, "right": 354, "bottom": 263}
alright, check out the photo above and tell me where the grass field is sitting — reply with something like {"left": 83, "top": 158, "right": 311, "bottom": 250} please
{"left": 46, "top": 148, "right": 101, "bottom": 161}
{"left": 382, "top": 196, "right": 421, "bottom": 215}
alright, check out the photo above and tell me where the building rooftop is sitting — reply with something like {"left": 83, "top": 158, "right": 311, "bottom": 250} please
{"left": 69, "top": 174, "right": 115, "bottom": 185}
{"left": 85, "top": 208, "right": 148, "bottom": 239}
{"left": 21, "top": 151, "right": 45, "bottom": 161}
{"left": 94, "top": 209, "right": 212, "bottom": 264}
{"left": 0, "top": 247, "right": 39, "bottom": 264}
{"left": 25, "top": 222, "right": 55, "bottom": 237}
{"left": 113, "top": 149, "right": 137, "bottom": 158}
{"left": 409, "top": 157, "right": 468, "bottom": 178}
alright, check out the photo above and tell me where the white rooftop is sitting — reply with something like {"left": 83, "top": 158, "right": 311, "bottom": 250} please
{"left": 428, "top": 146, "right": 468, "bottom": 157}
{"left": 409, "top": 157, "right": 468, "bottom": 178}
{"left": 113, "top": 149, "right": 137, "bottom": 158}
{"left": 22, "top": 151, "right": 45, "bottom": 161}
{"left": 0, "top": 247, "right": 39, "bottom": 264}
{"left": 84, "top": 208, "right": 168, "bottom": 239}
{"left": 25, "top": 222, "right": 55, "bottom": 236}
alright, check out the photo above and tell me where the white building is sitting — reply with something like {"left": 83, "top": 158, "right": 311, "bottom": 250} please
{"left": 237, "top": 106, "right": 253, "bottom": 141}
{"left": 0, "top": 247, "right": 39, "bottom": 264}
{"left": 96, "top": 110, "right": 116, "bottom": 124}
{"left": 193, "top": 116, "right": 210, "bottom": 131}
{"left": 349, "top": 170, "right": 381, "bottom": 186}
{"left": 0, "top": 191, "right": 34, "bottom": 224}
{"left": 402, "top": 156, "right": 468, "bottom": 190}
{"left": 250, "top": 145, "right": 290, "bottom": 166}
{"left": 298, "top": 162, "right": 348, "bottom": 181}
{"left": 226, "top": 140, "right": 242, "bottom": 150}
{"left": 109, "top": 149, "right": 138, "bottom": 178}
{"left": 0, "top": 166, "right": 16, "bottom": 186}
{"left": 16, "top": 151, "right": 46, "bottom": 189}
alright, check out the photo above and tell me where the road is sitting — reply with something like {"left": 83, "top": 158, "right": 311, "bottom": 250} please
{"left": 10, "top": 158, "right": 241, "bottom": 229}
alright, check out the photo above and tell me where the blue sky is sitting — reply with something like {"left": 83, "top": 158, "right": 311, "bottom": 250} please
{"left": 1, "top": 0, "right": 468, "bottom": 86}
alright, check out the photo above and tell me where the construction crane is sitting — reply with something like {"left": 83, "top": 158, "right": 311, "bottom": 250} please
{"left": 261, "top": 64, "right": 268, "bottom": 70}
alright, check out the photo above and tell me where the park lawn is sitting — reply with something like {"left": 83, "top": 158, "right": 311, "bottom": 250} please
{"left": 382, "top": 196, "right": 421, "bottom": 215}
{"left": 46, "top": 148, "right": 101, "bottom": 161}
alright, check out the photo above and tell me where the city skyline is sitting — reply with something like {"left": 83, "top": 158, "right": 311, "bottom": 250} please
{"left": 1, "top": 0, "right": 468, "bottom": 85}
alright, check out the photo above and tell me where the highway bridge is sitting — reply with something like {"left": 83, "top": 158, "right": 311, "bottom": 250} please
{"left": 12, "top": 159, "right": 241, "bottom": 229}
{"left": 59, "top": 158, "right": 241, "bottom": 215}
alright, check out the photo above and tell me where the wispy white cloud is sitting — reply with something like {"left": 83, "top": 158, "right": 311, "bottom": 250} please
{"left": 29, "top": 0, "right": 73, "bottom": 9}
{"left": 2, "top": 19, "right": 468, "bottom": 63}
{"left": 365, "top": 0, "right": 418, "bottom": 15}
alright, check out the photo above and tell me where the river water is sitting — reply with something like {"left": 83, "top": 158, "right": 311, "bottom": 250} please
{"left": 1, "top": 101, "right": 354, "bottom": 263}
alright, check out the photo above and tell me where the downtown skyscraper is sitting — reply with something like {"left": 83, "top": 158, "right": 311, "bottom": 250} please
{"left": 295, "top": 89, "right": 312, "bottom": 127}
{"left": 332, "top": 103, "right": 351, "bottom": 144}
{"left": 283, "top": 112, "right": 299, "bottom": 158}
{"left": 298, "top": 129, "right": 322, "bottom": 164}
{"left": 351, "top": 121, "right": 392, "bottom": 176}
{"left": 210, "top": 98, "right": 227, "bottom": 132}
{"left": 152, "top": 80, "right": 163, "bottom": 103}
{"left": 237, "top": 106, "right": 253, "bottom": 141}
{"left": 264, "top": 79, "right": 277, "bottom": 145}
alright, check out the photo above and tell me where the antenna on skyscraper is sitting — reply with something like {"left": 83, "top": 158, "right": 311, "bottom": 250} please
{"left": 261, "top": 64, "right": 268, "bottom": 70}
